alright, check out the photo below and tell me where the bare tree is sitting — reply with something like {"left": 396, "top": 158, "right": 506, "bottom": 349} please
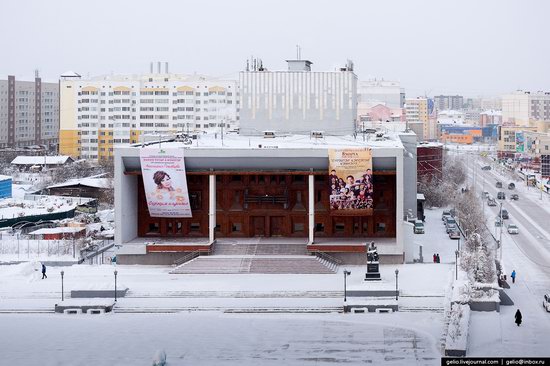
{"left": 444, "top": 155, "right": 467, "bottom": 186}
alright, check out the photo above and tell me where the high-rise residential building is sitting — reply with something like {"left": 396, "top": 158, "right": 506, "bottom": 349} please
{"left": 357, "top": 79, "right": 405, "bottom": 109}
{"left": 405, "top": 97, "right": 429, "bottom": 140}
{"left": 59, "top": 65, "right": 238, "bottom": 160}
{"left": 480, "top": 110, "right": 502, "bottom": 127}
{"left": 502, "top": 91, "right": 550, "bottom": 127}
{"left": 433, "top": 95, "right": 463, "bottom": 111}
{"left": 0, "top": 74, "right": 59, "bottom": 149}
{"left": 239, "top": 59, "right": 357, "bottom": 136}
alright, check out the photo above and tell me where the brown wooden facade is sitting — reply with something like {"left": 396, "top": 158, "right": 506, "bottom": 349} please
{"left": 137, "top": 173, "right": 396, "bottom": 239}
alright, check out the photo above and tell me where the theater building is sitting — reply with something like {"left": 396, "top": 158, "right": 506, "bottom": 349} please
{"left": 114, "top": 132, "right": 417, "bottom": 265}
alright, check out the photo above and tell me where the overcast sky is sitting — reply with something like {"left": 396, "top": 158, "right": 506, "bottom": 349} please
{"left": 1, "top": 0, "right": 549, "bottom": 97}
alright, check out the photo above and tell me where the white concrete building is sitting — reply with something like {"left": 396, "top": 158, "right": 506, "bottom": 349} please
{"left": 357, "top": 79, "right": 405, "bottom": 109}
{"left": 239, "top": 59, "right": 357, "bottom": 136}
{"left": 502, "top": 90, "right": 550, "bottom": 126}
{"left": 60, "top": 66, "right": 238, "bottom": 160}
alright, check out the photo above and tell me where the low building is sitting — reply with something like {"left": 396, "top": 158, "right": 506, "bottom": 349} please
{"left": 10, "top": 155, "right": 74, "bottom": 171}
{"left": 114, "top": 131, "right": 418, "bottom": 265}
{"left": 45, "top": 176, "right": 112, "bottom": 199}
{"left": 417, "top": 142, "right": 443, "bottom": 181}
{"left": 0, "top": 175, "right": 12, "bottom": 198}
{"left": 28, "top": 226, "right": 86, "bottom": 240}
{"left": 480, "top": 110, "right": 502, "bottom": 127}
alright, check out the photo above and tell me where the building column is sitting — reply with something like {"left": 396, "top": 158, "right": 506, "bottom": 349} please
{"left": 308, "top": 174, "right": 315, "bottom": 244}
{"left": 209, "top": 174, "right": 216, "bottom": 244}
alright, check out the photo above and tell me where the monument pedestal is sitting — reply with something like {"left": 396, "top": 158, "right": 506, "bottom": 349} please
{"left": 364, "top": 261, "right": 381, "bottom": 281}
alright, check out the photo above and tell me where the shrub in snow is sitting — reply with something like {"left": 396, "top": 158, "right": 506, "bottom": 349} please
{"left": 152, "top": 349, "right": 166, "bottom": 366}
{"left": 445, "top": 304, "right": 470, "bottom": 355}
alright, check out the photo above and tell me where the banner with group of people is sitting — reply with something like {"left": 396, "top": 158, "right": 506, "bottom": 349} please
{"left": 140, "top": 148, "right": 192, "bottom": 218}
{"left": 328, "top": 148, "right": 374, "bottom": 215}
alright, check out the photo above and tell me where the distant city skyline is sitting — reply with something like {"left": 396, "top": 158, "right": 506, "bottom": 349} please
{"left": 1, "top": 0, "right": 549, "bottom": 97}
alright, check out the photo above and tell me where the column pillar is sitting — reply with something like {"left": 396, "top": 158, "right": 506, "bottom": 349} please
{"left": 308, "top": 174, "right": 315, "bottom": 244}
{"left": 209, "top": 174, "right": 216, "bottom": 244}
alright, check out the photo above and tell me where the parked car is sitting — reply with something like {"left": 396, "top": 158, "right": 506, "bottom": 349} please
{"left": 482, "top": 191, "right": 489, "bottom": 199}
{"left": 441, "top": 210, "right": 451, "bottom": 221}
{"left": 413, "top": 220, "right": 425, "bottom": 234}
{"left": 508, "top": 182, "right": 515, "bottom": 190}
{"left": 507, "top": 223, "right": 519, "bottom": 234}
{"left": 444, "top": 217, "right": 457, "bottom": 228}
{"left": 511, "top": 194, "right": 519, "bottom": 200}
{"left": 446, "top": 223, "right": 458, "bottom": 234}
{"left": 496, "top": 181, "right": 503, "bottom": 188}
{"left": 497, "top": 191, "right": 506, "bottom": 200}
{"left": 481, "top": 165, "right": 491, "bottom": 170}
{"left": 448, "top": 229, "right": 460, "bottom": 240}
{"left": 500, "top": 209, "right": 509, "bottom": 219}
{"left": 488, "top": 198, "right": 497, "bottom": 206}
{"left": 543, "top": 294, "right": 550, "bottom": 312}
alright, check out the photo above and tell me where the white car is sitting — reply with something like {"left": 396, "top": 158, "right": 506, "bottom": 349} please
{"left": 507, "top": 224, "right": 519, "bottom": 234}
{"left": 544, "top": 294, "right": 550, "bottom": 312}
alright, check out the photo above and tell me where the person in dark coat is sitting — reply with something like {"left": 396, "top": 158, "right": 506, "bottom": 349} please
{"left": 433, "top": 253, "right": 437, "bottom": 263}
{"left": 436, "top": 254, "right": 441, "bottom": 263}
{"left": 515, "top": 309, "right": 522, "bottom": 326}
{"left": 41, "top": 263, "right": 47, "bottom": 279}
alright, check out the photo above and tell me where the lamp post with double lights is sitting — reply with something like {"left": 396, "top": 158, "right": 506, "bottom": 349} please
{"left": 60, "top": 270, "right": 64, "bottom": 301}
{"left": 394, "top": 269, "right": 399, "bottom": 301}
{"left": 114, "top": 270, "right": 118, "bottom": 302}
{"left": 343, "top": 270, "right": 351, "bottom": 303}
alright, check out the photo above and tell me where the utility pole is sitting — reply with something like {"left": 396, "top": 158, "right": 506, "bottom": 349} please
{"left": 499, "top": 202, "right": 503, "bottom": 262}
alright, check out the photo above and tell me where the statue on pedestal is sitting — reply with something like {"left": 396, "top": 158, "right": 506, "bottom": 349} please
{"left": 365, "top": 241, "right": 381, "bottom": 281}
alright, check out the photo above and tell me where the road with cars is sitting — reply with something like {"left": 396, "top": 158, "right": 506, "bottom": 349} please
{"left": 468, "top": 157, "right": 550, "bottom": 278}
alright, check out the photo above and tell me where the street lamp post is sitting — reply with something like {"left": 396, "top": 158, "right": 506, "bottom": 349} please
{"left": 343, "top": 270, "right": 351, "bottom": 303}
{"left": 455, "top": 250, "right": 459, "bottom": 280}
{"left": 114, "top": 270, "right": 118, "bottom": 302}
{"left": 60, "top": 270, "right": 64, "bottom": 301}
{"left": 499, "top": 202, "right": 503, "bottom": 262}
{"left": 394, "top": 269, "right": 399, "bottom": 301}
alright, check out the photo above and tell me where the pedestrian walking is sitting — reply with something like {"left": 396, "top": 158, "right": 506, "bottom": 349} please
{"left": 41, "top": 263, "right": 47, "bottom": 279}
{"left": 511, "top": 270, "right": 516, "bottom": 284}
{"left": 436, "top": 254, "right": 440, "bottom": 263}
{"left": 515, "top": 309, "right": 522, "bottom": 326}
{"left": 433, "top": 253, "right": 437, "bottom": 263}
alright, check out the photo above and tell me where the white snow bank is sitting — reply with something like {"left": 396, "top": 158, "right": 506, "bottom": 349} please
{"left": 445, "top": 303, "right": 471, "bottom": 355}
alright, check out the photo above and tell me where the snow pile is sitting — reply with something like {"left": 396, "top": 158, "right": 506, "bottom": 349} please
{"left": 152, "top": 350, "right": 167, "bottom": 366}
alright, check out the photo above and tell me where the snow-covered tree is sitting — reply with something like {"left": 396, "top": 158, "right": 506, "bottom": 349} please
{"left": 444, "top": 155, "right": 467, "bottom": 186}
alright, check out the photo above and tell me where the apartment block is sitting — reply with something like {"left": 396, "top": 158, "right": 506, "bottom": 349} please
{"left": 59, "top": 65, "right": 238, "bottom": 160}
{"left": 0, "top": 75, "right": 59, "bottom": 148}
{"left": 502, "top": 91, "right": 550, "bottom": 126}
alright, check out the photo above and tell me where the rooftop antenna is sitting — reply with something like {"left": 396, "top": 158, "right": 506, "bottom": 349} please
{"left": 296, "top": 45, "right": 301, "bottom": 60}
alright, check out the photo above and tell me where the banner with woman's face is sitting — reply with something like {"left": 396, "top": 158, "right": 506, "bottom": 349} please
{"left": 140, "top": 148, "right": 192, "bottom": 218}
{"left": 328, "top": 148, "right": 374, "bottom": 216}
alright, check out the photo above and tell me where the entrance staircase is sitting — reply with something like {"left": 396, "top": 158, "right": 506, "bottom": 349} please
{"left": 170, "top": 241, "right": 339, "bottom": 275}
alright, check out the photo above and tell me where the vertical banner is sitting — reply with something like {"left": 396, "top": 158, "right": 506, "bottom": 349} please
{"left": 515, "top": 131, "right": 524, "bottom": 153}
{"left": 328, "top": 148, "right": 374, "bottom": 216}
{"left": 140, "top": 148, "right": 192, "bottom": 218}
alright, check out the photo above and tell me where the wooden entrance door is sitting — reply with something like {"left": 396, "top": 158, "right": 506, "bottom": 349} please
{"left": 270, "top": 216, "right": 284, "bottom": 236}
{"left": 251, "top": 216, "right": 265, "bottom": 237}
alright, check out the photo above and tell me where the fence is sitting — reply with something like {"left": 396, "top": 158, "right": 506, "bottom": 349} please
{"left": 0, "top": 236, "right": 78, "bottom": 259}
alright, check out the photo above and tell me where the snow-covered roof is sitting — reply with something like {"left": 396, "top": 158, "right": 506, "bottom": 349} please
{"left": 48, "top": 178, "right": 112, "bottom": 190}
{"left": 60, "top": 71, "right": 81, "bottom": 78}
{"left": 480, "top": 110, "right": 502, "bottom": 116}
{"left": 0, "top": 175, "right": 12, "bottom": 181}
{"left": 417, "top": 142, "right": 443, "bottom": 148}
{"left": 11, "top": 156, "right": 73, "bottom": 166}
{"left": 132, "top": 132, "right": 405, "bottom": 151}
{"left": 28, "top": 227, "right": 85, "bottom": 235}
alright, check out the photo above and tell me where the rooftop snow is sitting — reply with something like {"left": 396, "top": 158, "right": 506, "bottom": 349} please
{"left": 131, "top": 133, "right": 405, "bottom": 151}
{"left": 47, "top": 178, "right": 111, "bottom": 190}
{"left": 0, "top": 175, "right": 12, "bottom": 181}
{"left": 28, "top": 227, "right": 85, "bottom": 235}
{"left": 11, "top": 156, "right": 73, "bottom": 166}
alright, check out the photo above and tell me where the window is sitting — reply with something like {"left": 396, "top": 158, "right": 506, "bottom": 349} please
{"left": 189, "top": 192, "right": 202, "bottom": 210}
{"left": 292, "top": 175, "right": 305, "bottom": 183}
{"left": 293, "top": 223, "right": 304, "bottom": 232}
{"left": 315, "top": 223, "right": 325, "bottom": 232}
{"left": 376, "top": 223, "right": 386, "bottom": 232}
{"left": 232, "top": 223, "right": 242, "bottom": 232}
{"left": 335, "top": 223, "right": 345, "bottom": 232}
{"left": 148, "top": 223, "right": 159, "bottom": 233}
{"left": 190, "top": 223, "right": 201, "bottom": 232}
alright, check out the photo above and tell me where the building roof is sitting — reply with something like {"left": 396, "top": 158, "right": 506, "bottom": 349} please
{"left": 60, "top": 71, "right": 81, "bottom": 78}
{"left": 11, "top": 156, "right": 74, "bottom": 166}
{"left": 48, "top": 177, "right": 112, "bottom": 190}
{"left": 134, "top": 132, "right": 405, "bottom": 151}
{"left": 28, "top": 227, "right": 85, "bottom": 235}
{"left": 0, "top": 175, "right": 12, "bottom": 181}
